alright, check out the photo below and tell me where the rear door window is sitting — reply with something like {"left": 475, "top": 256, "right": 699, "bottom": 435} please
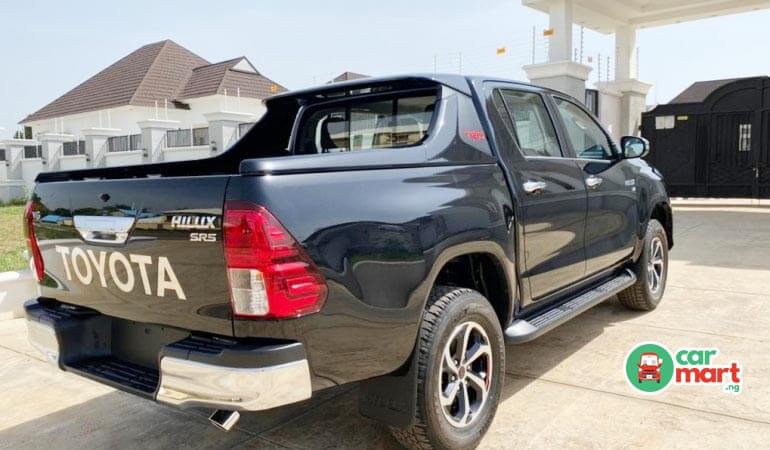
{"left": 496, "top": 89, "right": 562, "bottom": 158}
{"left": 296, "top": 92, "right": 437, "bottom": 154}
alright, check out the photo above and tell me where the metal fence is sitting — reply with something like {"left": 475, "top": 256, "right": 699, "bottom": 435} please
{"left": 62, "top": 140, "right": 86, "bottom": 156}
{"left": 107, "top": 134, "right": 142, "bottom": 152}
{"left": 166, "top": 127, "right": 209, "bottom": 148}
{"left": 23, "top": 145, "right": 42, "bottom": 159}
{"left": 238, "top": 122, "right": 255, "bottom": 138}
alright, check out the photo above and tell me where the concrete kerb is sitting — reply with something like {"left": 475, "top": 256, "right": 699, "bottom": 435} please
{"left": 0, "top": 269, "right": 36, "bottom": 320}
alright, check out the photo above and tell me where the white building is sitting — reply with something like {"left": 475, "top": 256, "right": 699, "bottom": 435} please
{"left": 522, "top": 0, "right": 770, "bottom": 140}
{"left": 0, "top": 39, "right": 285, "bottom": 202}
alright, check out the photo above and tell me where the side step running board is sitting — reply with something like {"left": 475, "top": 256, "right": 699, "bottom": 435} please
{"left": 505, "top": 269, "right": 637, "bottom": 344}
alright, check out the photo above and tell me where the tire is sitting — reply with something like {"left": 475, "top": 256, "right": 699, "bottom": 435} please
{"left": 618, "top": 219, "right": 669, "bottom": 311}
{"left": 390, "top": 287, "right": 505, "bottom": 450}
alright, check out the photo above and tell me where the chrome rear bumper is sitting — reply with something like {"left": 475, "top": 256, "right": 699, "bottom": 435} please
{"left": 25, "top": 299, "right": 312, "bottom": 412}
{"left": 156, "top": 357, "right": 312, "bottom": 411}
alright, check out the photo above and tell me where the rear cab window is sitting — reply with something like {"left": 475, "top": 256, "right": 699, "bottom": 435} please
{"left": 295, "top": 90, "right": 439, "bottom": 155}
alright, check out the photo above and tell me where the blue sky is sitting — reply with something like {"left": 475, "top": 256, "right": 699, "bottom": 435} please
{"left": 2, "top": 0, "right": 770, "bottom": 136}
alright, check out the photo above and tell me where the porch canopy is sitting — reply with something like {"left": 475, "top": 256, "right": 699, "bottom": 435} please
{"left": 524, "top": 0, "right": 770, "bottom": 33}
{"left": 522, "top": 0, "right": 770, "bottom": 135}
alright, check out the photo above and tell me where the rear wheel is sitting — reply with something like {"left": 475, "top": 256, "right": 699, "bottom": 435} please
{"left": 390, "top": 287, "right": 505, "bottom": 450}
{"left": 618, "top": 219, "right": 669, "bottom": 311}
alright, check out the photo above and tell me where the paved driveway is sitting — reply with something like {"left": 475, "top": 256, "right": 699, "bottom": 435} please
{"left": 1, "top": 207, "right": 769, "bottom": 449}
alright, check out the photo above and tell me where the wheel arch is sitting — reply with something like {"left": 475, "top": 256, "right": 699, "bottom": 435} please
{"left": 421, "top": 242, "right": 517, "bottom": 328}
{"left": 358, "top": 241, "right": 516, "bottom": 428}
{"left": 649, "top": 202, "right": 673, "bottom": 249}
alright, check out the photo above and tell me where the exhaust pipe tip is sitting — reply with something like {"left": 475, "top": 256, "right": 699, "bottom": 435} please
{"left": 208, "top": 409, "right": 241, "bottom": 431}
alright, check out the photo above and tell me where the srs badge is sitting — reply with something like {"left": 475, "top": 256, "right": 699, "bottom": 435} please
{"left": 54, "top": 246, "right": 187, "bottom": 300}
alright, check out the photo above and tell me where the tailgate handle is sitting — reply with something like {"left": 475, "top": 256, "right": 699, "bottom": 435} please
{"left": 74, "top": 216, "right": 136, "bottom": 245}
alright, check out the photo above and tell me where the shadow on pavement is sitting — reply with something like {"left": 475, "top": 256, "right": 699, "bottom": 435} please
{"left": 0, "top": 298, "right": 646, "bottom": 450}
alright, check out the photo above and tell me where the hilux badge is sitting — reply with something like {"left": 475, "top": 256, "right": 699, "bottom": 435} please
{"left": 170, "top": 215, "right": 217, "bottom": 230}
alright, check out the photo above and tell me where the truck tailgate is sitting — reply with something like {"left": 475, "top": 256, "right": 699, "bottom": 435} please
{"left": 31, "top": 176, "right": 233, "bottom": 336}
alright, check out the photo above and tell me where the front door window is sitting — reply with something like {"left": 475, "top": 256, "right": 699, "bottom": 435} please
{"left": 554, "top": 98, "right": 615, "bottom": 160}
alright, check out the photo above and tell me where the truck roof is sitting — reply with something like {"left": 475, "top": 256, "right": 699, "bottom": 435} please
{"left": 265, "top": 73, "right": 558, "bottom": 104}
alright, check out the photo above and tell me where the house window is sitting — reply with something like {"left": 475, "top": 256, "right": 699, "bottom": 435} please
{"left": 62, "top": 140, "right": 86, "bottom": 156}
{"left": 655, "top": 115, "right": 675, "bottom": 130}
{"left": 0, "top": 149, "right": 5, "bottom": 161}
{"left": 738, "top": 124, "right": 752, "bottom": 152}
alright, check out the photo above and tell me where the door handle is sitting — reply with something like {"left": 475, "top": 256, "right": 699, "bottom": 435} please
{"left": 523, "top": 180, "right": 547, "bottom": 195}
{"left": 586, "top": 175, "right": 603, "bottom": 190}
{"left": 74, "top": 215, "right": 136, "bottom": 244}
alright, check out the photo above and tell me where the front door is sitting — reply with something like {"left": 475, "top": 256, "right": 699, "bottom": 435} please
{"left": 488, "top": 87, "right": 588, "bottom": 305}
{"left": 550, "top": 96, "right": 638, "bottom": 276}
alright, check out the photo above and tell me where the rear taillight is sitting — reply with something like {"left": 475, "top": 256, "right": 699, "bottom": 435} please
{"left": 223, "top": 201, "right": 327, "bottom": 319}
{"left": 24, "top": 201, "right": 45, "bottom": 282}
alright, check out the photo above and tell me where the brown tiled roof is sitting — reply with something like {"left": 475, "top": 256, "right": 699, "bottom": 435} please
{"left": 178, "top": 57, "right": 287, "bottom": 100}
{"left": 21, "top": 41, "right": 286, "bottom": 123}
{"left": 329, "top": 72, "right": 369, "bottom": 83}
{"left": 22, "top": 40, "right": 209, "bottom": 123}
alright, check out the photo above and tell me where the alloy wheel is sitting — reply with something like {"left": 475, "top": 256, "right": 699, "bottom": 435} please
{"left": 647, "top": 236, "right": 665, "bottom": 295}
{"left": 438, "top": 321, "right": 493, "bottom": 428}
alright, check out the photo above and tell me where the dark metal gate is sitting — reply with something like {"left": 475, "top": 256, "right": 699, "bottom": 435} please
{"left": 708, "top": 112, "right": 756, "bottom": 198}
{"left": 642, "top": 77, "right": 770, "bottom": 199}
{"left": 760, "top": 111, "right": 770, "bottom": 198}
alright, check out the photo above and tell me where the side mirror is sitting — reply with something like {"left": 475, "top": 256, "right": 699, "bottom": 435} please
{"left": 621, "top": 136, "right": 650, "bottom": 159}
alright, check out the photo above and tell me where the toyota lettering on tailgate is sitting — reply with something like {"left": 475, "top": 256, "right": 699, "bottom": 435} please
{"left": 54, "top": 246, "right": 187, "bottom": 300}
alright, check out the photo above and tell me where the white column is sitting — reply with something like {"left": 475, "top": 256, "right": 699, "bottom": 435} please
{"left": 0, "top": 139, "right": 34, "bottom": 180}
{"left": 38, "top": 133, "right": 74, "bottom": 172}
{"left": 522, "top": 0, "right": 592, "bottom": 102}
{"left": 615, "top": 25, "right": 638, "bottom": 81}
{"left": 548, "top": 0, "right": 574, "bottom": 62}
{"left": 597, "top": 25, "right": 652, "bottom": 137}
{"left": 204, "top": 111, "right": 255, "bottom": 153}
{"left": 81, "top": 127, "right": 121, "bottom": 168}
{"left": 137, "top": 119, "right": 180, "bottom": 163}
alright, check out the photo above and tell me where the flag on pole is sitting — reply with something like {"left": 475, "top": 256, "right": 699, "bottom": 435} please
{"left": 496, "top": 47, "right": 506, "bottom": 56}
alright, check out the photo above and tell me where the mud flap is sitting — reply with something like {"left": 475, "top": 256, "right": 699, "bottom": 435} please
{"left": 358, "top": 351, "right": 418, "bottom": 427}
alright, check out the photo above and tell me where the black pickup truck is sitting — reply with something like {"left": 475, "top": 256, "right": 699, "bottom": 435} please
{"left": 24, "top": 75, "right": 671, "bottom": 449}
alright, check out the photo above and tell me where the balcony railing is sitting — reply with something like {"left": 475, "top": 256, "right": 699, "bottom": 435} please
{"left": 62, "top": 140, "right": 86, "bottom": 156}
{"left": 23, "top": 145, "right": 42, "bottom": 159}
{"left": 108, "top": 134, "right": 142, "bottom": 152}
{"left": 166, "top": 127, "right": 209, "bottom": 148}
{"left": 238, "top": 122, "right": 256, "bottom": 138}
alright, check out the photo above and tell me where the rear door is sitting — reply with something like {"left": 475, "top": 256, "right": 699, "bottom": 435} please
{"left": 488, "top": 86, "right": 587, "bottom": 305}
{"left": 32, "top": 176, "right": 233, "bottom": 336}
{"left": 550, "top": 95, "right": 638, "bottom": 276}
